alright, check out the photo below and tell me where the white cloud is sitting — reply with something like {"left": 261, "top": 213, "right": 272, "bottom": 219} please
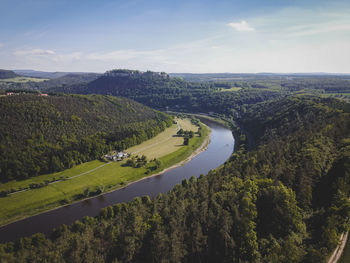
{"left": 227, "top": 20, "right": 255, "bottom": 32}
{"left": 14, "top": 49, "right": 55, "bottom": 56}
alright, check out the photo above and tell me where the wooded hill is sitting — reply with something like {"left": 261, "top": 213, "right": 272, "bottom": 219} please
{"left": 0, "top": 94, "right": 172, "bottom": 182}
{"left": 1, "top": 96, "right": 349, "bottom": 262}
{"left": 0, "top": 70, "right": 19, "bottom": 79}
{"left": 48, "top": 69, "right": 285, "bottom": 115}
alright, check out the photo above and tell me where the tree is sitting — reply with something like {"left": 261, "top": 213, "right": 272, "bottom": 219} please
{"left": 184, "top": 137, "right": 189, "bottom": 145}
{"left": 177, "top": 129, "right": 184, "bottom": 136}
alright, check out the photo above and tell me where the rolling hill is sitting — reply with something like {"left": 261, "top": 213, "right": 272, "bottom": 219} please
{"left": 0, "top": 69, "right": 19, "bottom": 79}
{"left": 49, "top": 69, "right": 283, "bottom": 115}
{"left": 0, "top": 93, "right": 172, "bottom": 182}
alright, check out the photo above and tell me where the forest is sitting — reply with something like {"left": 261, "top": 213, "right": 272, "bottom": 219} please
{"left": 44, "top": 69, "right": 286, "bottom": 116}
{"left": 0, "top": 70, "right": 350, "bottom": 262}
{"left": 0, "top": 94, "right": 349, "bottom": 262}
{"left": 0, "top": 70, "right": 19, "bottom": 79}
{"left": 0, "top": 94, "right": 172, "bottom": 182}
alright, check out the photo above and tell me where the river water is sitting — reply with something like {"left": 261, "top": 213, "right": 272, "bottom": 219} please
{"left": 0, "top": 118, "right": 234, "bottom": 243}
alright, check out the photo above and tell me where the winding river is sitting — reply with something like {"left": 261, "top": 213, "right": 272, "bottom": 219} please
{"left": 0, "top": 118, "right": 234, "bottom": 243}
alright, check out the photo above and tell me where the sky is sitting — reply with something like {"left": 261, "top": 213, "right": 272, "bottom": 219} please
{"left": 0, "top": 0, "right": 350, "bottom": 73}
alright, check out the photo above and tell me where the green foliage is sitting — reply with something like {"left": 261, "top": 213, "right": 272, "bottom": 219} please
{"left": 183, "top": 137, "right": 189, "bottom": 145}
{"left": 50, "top": 69, "right": 285, "bottom": 116}
{"left": 123, "top": 155, "right": 148, "bottom": 168}
{"left": 0, "top": 94, "right": 172, "bottom": 182}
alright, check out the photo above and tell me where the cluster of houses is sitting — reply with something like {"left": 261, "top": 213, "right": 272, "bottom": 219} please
{"left": 104, "top": 151, "right": 129, "bottom": 161}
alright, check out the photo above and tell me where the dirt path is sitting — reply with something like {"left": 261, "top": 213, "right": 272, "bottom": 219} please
{"left": 328, "top": 231, "right": 349, "bottom": 263}
{"left": 64, "top": 162, "right": 112, "bottom": 180}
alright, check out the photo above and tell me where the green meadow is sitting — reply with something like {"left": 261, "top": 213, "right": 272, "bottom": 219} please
{"left": 0, "top": 76, "right": 48, "bottom": 83}
{"left": 0, "top": 118, "right": 209, "bottom": 226}
{"left": 218, "top": 87, "right": 242, "bottom": 92}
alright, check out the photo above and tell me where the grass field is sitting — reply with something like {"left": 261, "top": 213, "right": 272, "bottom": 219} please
{"left": 126, "top": 118, "right": 197, "bottom": 159}
{"left": 0, "top": 76, "right": 48, "bottom": 83}
{"left": 218, "top": 87, "right": 242, "bottom": 92}
{"left": 0, "top": 118, "right": 209, "bottom": 226}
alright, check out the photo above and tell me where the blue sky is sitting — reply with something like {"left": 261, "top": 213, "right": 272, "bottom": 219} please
{"left": 0, "top": 0, "right": 349, "bottom": 73}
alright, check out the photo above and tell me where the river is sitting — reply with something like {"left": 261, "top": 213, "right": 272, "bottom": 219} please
{"left": 0, "top": 118, "right": 234, "bottom": 243}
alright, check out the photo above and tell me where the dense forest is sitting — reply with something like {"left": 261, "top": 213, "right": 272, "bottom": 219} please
{"left": 47, "top": 69, "right": 286, "bottom": 115}
{"left": 0, "top": 94, "right": 172, "bottom": 182}
{"left": 0, "top": 70, "right": 19, "bottom": 79}
{"left": 1, "top": 95, "right": 349, "bottom": 262}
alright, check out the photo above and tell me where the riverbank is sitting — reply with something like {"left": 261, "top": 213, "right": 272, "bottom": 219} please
{"left": 0, "top": 118, "right": 209, "bottom": 227}
{"left": 0, "top": 117, "right": 233, "bottom": 244}
{"left": 109, "top": 124, "right": 210, "bottom": 192}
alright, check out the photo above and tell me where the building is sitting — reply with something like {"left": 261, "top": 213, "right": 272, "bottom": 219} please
{"left": 105, "top": 151, "right": 129, "bottom": 161}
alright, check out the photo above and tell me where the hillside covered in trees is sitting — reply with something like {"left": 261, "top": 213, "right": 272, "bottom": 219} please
{"left": 46, "top": 69, "right": 350, "bottom": 117}
{"left": 1, "top": 96, "right": 349, "bottom": 262}
{"left": 0, "top": 94, "right": 172, "bottom": 182}
{"left": 48, "top": 69, "right": 285, "bottom": 116}
{"left": 0, "top": 70, "right": 19, "bottom": 79}
{"left": 4, "top": 69, "right": 349, "bottom": 114}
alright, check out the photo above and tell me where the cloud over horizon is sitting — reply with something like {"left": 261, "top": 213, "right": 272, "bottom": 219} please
{"left": 227, "top": 20, "right": 255, "bottom": 32}
{"left": 14, "top": 49, "right": 56, "bottom": 56}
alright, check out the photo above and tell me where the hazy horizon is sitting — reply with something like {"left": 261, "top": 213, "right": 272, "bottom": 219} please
{"left": 1, "top": 0, "right": 350, "bottom": 73}
{"left": 9, "top": 69, "right": 350, "bottom": 75}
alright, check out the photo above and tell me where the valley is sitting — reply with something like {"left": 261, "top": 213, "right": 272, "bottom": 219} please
{"left": 0, "top": 69, "right": 349, "bottom": 262}
{"left": 0, "top": 117, "right": 209, "bottom": 226}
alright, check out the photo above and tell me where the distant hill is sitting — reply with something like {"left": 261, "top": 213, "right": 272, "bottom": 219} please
{"left": 13, "top": 70, "right": 100, "bottom": 79}
{"left": 0, "top": 69, "right": 19, "bottom": 79}
{"left": 49, "top": 69, "right": 211, "bottom": 109}
{"left": 0, "top": 72, "right": 101, "bottom": 91}
{"left": 170, "top": 72, "right": 350, "bottom": 82}
{"left": 85, "top": 69, "right": 180, "bottom": 97}
{"left": 38, "top": 73, "right": 101, "bottom": 89}
{"left": 0, "top": 94, "right": 172, "bottom": 181}
{"left": 51, "top": 69, "right": 283, "bottom": 115}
